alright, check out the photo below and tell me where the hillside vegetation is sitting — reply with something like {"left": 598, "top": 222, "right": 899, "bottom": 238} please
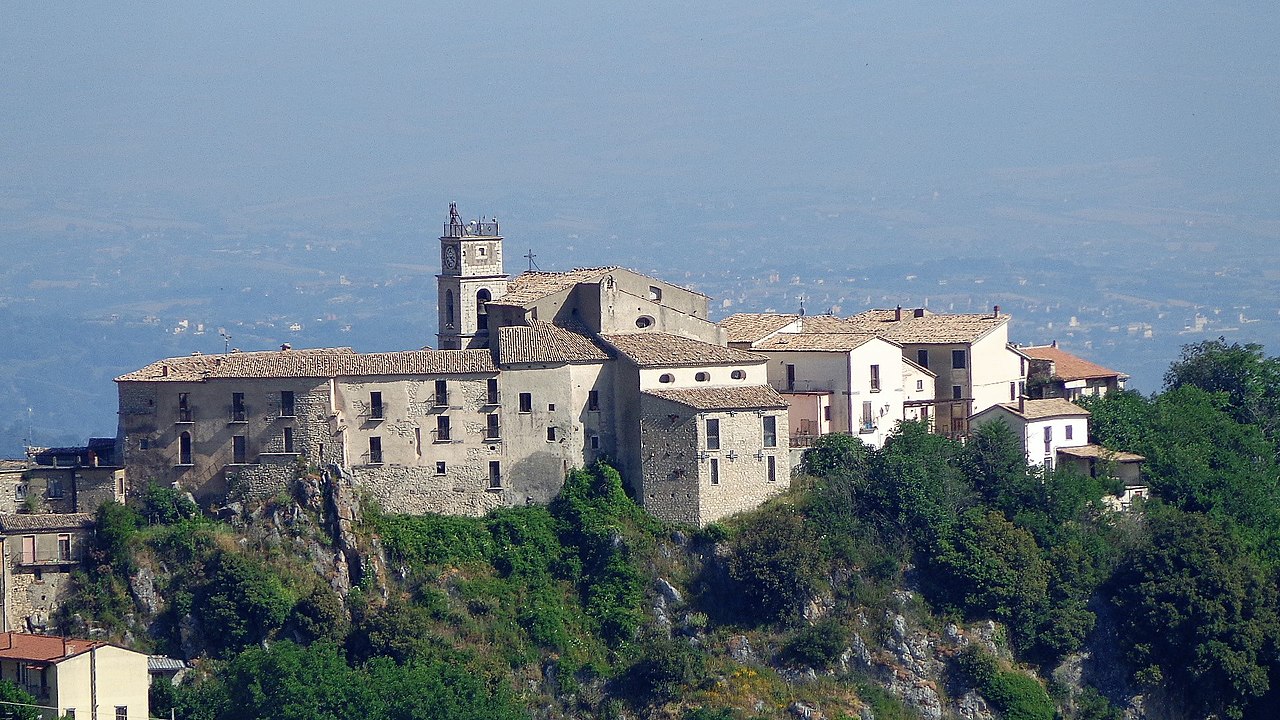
{"left": 32, "top": 339, "right": 1280, "bottom": 720}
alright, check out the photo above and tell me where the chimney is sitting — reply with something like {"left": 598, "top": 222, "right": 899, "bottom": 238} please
{"left": 1051, "top": 339, "right": 1058, "bottom": 348}
{"left": 894, "top": 305, "right": 902, "bottom": 321}
{"left": 161, "top": 366, "right": 169, "bottom": 377}
{"left": 914, "top": 308, "right": 926, "bottom": 318}
{"left": 993, "top": 305, "right": 1000, "bottom": 318}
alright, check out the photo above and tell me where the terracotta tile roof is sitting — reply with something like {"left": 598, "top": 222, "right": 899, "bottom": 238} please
{"left": 0, "top": 632, "right": 106, "bottom": 663}
{"left": 845, "top": 309, "right": 1008, "bottom": 344}
{"left": 1021, "top": 345, "right": 1127, "bottom": 381}
{"left": 643, "top": 384, "right": 788, "bottom": 411}
{"left": 753, "top": 332, "right": 880, "bottom": 352}
{"left": 600, "top": 333, "right": 766, "bottom": 368}
{"left": 0, "top": 513, "right": 94, "bottom": 532}
{"left": 496, "top": 322, "right": 610, "bottom": 365}
{"left": 719, "top": 314, "right": 800, "bottom": 343}
{"left": 488, "top": 267, "right": 620, "bottom": 307}
{"left": 1057, "top": 444, "right": 1145, "bottom": 463}
{"left": 0, "top": 460, "right": 28, "bottom": 472}
{"left": 993, "top": 398, "right": 1090, "bottom": 420}
{"left": 796, "top": 315, "right": 868, "bottom": 333}
{"left": 116, "top": 348, "right": 498, "bottom": 382}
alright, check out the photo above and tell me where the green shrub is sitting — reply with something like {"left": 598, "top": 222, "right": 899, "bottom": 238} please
{"left": 983, "top": 671, "right": 1055, "bottom": 720}
{"left": 786, "top": 617, "right": 848, "bottom": 668}
{"left": 626, "top": 637, "right": 708, "bottom": 704}
{"left": 377, "top": 514, "right": 492, "bottom": 569}
{"left": 141, "top": 482, "right": 200, "bottom": 525}
{"left": 727, "top": 506, "right": 821, "bottom": 623}
{"left": 0, "top": 678, "right": 41, "bottom": 720}
{"left": 195, "top": 551, "right": 294, "bottom": 656}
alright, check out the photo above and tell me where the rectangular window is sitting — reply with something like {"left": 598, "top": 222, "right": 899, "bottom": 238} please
{"left": 178, "top": 392, "right": 192, "bottom": 422}
{"left": 370, "top": 392, "right": 384, "bottom": 419}
{"left": 434, "top": 380, "right": 448, "bottom": 407}
{"left": 48, "top": 477, "right": 64, "bottom": 499}
{"left": 64, "top": 710, "right": 74, "bottom": 720}
{"left": 786, "top": 364, "right": 796, "bottom": 392}
{"left": 369, "top": 437, "right": 383, "bottom": 464}
{"left": 519, "top": 392, "right": 532, "bottom": 413}
{"left": 486, "top": 378, "right": 499, "bottom": 405}
{"left": 57, "top": 534, "right": 71, "bottom": 561}
{"left": 546, "top": 427, "right": 557, "bottom": 442}
{"left": 231, "top": 392, "right": 246, "bottom": 422}
{"left": 21, "top": 536, "right": 35, "bottom": 565}
{"left": 916, "top": 379, "right": 924, "bottom": 392}
{"left": 917, "top": 349, "right": 929, "bottom": 368}
{"left": 861, "top": 401, "right": 873, "bottom": 431}
{"left": 706, "top": 418, "right": 720, "bottom": 450}
{"left": 232, "top": 435, "right": 247, "bottom": 464}
{"left": 767, "top": 455, "right": 777, "bottom": 482}
{"left": 763, "top": 416, "right": 777, "bottom": 448}
{"left": 1044, "top": 456, "right": 1054, "bottom": 471}
{"left": 486, "top": 413, "right": 500, "bottom": 440}
{"left": 587, "top": 390, "right": 600, "bottom": 411}
{"left": 648, "top": 285, "right": 662, "bottom": 301}
{"left": 952, "top": 349, "right": 967, "bottom": 369}
{"left": 1010, "top": 382, "right": 1017, "bottom": 402}
{"left": 590, "top": 434, "right": 600, "bottom": 450}
{"left": 548, "top": 403, "right": 555, "bottom": 411}
{"left": 283, "top": 427, "right": 295, "bottom": 454}
{"left": 435, "top": 461, "right": 446, "bottom": 475}
{"left": 280, "top": 390, "right": 295, "bottom": 417}
{"left": 489, "top": 461, "right": 502, "bottom": 489}
{"left": 870, "top": 364, "right": 881, "bottom": 391}
{"left": 1044, "top": 426, "right": 1053, "bottom": 442}
{"left": 436, "top": 416, "right": 451, "bottom": 442}
{"left": 952, "top": 385, "right": 963, "bottom": 400}
{"left": 116, "top": 707, "right": 127, "bottom": 720}
{"left": 823, "top": 405, "right": 831, "bottom": 421}
{"left": 709, "top": 458, "right": 720, "bottom": 485}
{"left": 1066, "top": 425, "right": 1074, "bottom": 440}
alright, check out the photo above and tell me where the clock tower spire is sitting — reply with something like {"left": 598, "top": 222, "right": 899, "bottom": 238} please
{"left": 437, "top": 203, "right": 509, "bottom": 350}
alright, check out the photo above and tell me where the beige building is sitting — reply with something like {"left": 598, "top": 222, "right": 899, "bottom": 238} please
{"left": 844, "top": 307, "right": 1027, "bottom": 438}
{"left": 970, "top": 397, "right": 1091, "bottom": 470}
{"left": 115, "top": 205, "right": 788, "bottom": 527}
{"left": 0, "top": 631, "right": 149, "bottom": 720}
{"left": 720, "top": 313, "right": 938, "bottom": 448}
{"left": 0, "top": 514, "right": 94, "bottom": 634}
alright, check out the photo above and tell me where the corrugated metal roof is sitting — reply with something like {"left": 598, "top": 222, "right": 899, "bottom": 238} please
{"left": 497, "top": 322, "right": 610, "bottom": 364}
{"left": 116, "top": 348, "right": 498, "bottom": 382}
{"left": 643, "top": 384, "right": 788, "bottom": 411}
{"left": 601, "top": 333, "right": 766, "bottom": 368}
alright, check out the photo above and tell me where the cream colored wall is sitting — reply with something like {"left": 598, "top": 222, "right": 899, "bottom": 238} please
{"left": 968, "top": 328, "right": 1024, "bottom": 415}
{"left": 51, "top": 645, "right": 149, "bottom": 720}
{"left": 637, "top": 362, "right": 766, "bottom": 391}
{"left": 971, "top": 407, "right": 1089, "bottom": 468}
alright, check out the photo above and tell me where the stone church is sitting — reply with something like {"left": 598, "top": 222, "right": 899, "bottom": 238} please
{"left": 114, "top": 204, "right": 790, "bottom": 527}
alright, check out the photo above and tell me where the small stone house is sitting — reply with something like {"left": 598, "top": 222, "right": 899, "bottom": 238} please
{"left": 0, "top": 513, "right": 94, "bottom": 634}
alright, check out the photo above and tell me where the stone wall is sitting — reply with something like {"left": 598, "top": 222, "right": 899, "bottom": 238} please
{"left": 639, "top": 396, "right": 789, "bottom": 527}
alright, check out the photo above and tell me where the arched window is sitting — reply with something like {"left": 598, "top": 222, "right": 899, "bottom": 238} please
{"left": 179, "top": 432, "right": 192, "bottom": 465}
{"left": 658, "top": 373, "right": 675, "bottom": 384}
{"left": 476, "top": 289, "right": 492, "bottom": 331}
{"left": 444, "top": 290, "right": 455, "bottom": 329}
{"left": 695, "top": 372, "right": 710, "bottom": 382}
{"left": 730, "top": 369, "right": 746, "bottom": 380}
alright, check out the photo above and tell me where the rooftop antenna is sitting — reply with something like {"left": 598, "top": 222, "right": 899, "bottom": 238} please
{"left": 797, "top": 295, "right": 806, "bottom": 316}
{"left": 220, "top": 329, "right": 232, "bottom": 354}
{"left": 524, "top": 248, "right": 540, "bottom": 272}
{"left": 24, "top": 407, "right": 32, "bottom": 450}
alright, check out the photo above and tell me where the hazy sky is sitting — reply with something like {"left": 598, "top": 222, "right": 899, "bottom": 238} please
{"left": 4, "top": 2, "right": 1278, "bottom": 216}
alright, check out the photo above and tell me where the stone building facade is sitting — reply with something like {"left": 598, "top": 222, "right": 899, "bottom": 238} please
{"left": 0, "top": 514, "right": 93, "bottom": 633}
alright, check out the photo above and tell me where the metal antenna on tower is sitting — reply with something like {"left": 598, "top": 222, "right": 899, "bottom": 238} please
{"left": 797, "top": 295, "right": 806, "bottom": 316}
{"left": 524, "top": 249, "right": 540, "bottom": 272}
{"left": 220, "top": 329, "right": 232, "bottom": 354}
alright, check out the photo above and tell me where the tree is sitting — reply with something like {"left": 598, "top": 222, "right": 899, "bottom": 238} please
{"left": 195, "top": 551, "right": 294, "bottom": 656}
{"left": 727, "top": 506, "right": 821, "bottom": 623}
{"left": 1165, "top": 338, "right": 1280, "bottom": 440}
{"left": 1111, "top": 508, "right": 1280, "bottom": 719}
{"left": 0, "top": 679, "right": 41, "bottom": 720}
{"left": 800, "top": 432, "right": 872, "bottom": 479}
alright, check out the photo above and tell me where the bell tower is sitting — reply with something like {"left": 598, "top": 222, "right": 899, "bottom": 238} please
{"left": 437, "top": 202, "right": 509, "bottom": 350}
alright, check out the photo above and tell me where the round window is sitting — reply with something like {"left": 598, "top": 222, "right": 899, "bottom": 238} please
{"left": 730, "top": 369, "right": 746, "bottom": 380}
{"left": 635, "top": 315, "right": 654, "bottom": 329}
{"left": 695, "top": 372, "right": 710, "bottom": 382}
{"left": 659, "top": 373, "right": 675, "bottom": 384}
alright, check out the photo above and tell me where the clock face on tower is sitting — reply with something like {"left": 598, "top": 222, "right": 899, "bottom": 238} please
{"left": 443, "top": 245, "right": 458, "bottom": 270}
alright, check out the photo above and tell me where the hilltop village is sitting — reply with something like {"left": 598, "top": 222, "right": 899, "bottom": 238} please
{"left": 0, "top": 205, "right": 1142, "bottom": 638}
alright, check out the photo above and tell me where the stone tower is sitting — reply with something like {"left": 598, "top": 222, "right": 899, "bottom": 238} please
{"left": 437, "top": 203, "right": 509, "bottom": 350}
